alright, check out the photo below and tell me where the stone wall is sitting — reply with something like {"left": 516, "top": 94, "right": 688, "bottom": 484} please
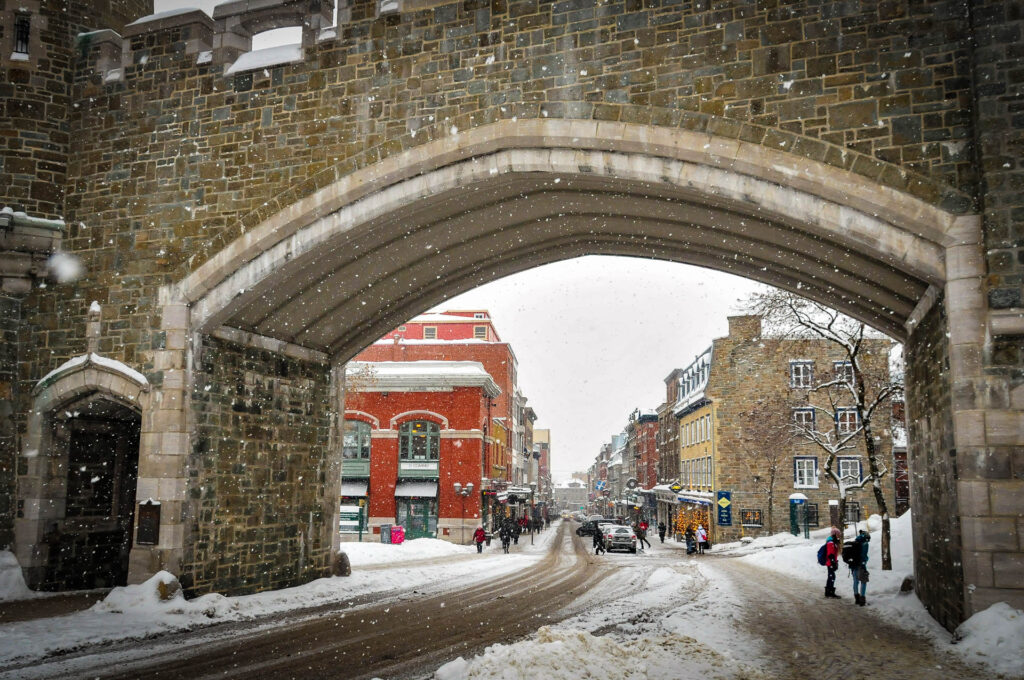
{"left": 0, "top": 293, "right": 20, "bottom": 548}
{"left": 905, "top": 297, "right": 962, "bottom": 630}
{"left": 707, "top": 319, "right": 897, "bottom": 545}
{"left": 183, "top": 335, "right": 334, "bottom": 596}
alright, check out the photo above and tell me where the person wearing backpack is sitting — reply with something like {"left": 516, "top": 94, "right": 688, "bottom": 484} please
{"left": 849, "top": 529, "right": 871, "bottom": 606}
{"left": 823, "top": 526, "right": 842, "bottom": 599}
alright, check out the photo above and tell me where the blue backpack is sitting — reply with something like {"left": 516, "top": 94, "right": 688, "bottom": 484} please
{"left": 817, "top": 541, "right": 829, "bottom": 566}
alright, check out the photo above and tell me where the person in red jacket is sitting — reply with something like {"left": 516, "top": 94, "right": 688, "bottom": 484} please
{"left": 473, "top": 526, "right": 486, "bottom": 553}
{"left": 825, "top": 526, "right": 842, "bottom": 599}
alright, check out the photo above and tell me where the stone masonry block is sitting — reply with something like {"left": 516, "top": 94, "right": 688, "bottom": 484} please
{"left": 991, "top": 481, "right": 1024, "bottom": 516}
{"left": 993, "top": 553, "right": 1024, "bottom": 589}
{"left": 962, "top": 551, "right": 994, "bottom": 589}
{"left": 957, "top": 481, "right": 991, "bottom": 516}
{"left": 953, "top": 411, "right": 986, "bottom": 448}
{"left": 160, "top": 304, "right": 189, "bottom": 330}
{"left": 961, "top": 517, "right": 1018, "bottom": 552}
{"left": 986, "top": 411, "right": 1024, "bottom": 446}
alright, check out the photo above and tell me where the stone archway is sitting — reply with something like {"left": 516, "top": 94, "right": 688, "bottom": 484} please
{"left": 15, "top": 353, "right": 150, "bottom": 589}
{"left": 146, "top": 119, "right": 994, "bottom": 627}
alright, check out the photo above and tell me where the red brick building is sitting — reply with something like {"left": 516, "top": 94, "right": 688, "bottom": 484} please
{"left": 355, "top": 310, "right": 521, "bottom": 486}
{"left": 342, "top": 361, "right": 500, "bottom": 543}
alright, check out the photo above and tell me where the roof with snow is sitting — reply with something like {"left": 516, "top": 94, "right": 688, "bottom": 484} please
{"left": 346, "top": 360, "right": 501, "bottom": 397}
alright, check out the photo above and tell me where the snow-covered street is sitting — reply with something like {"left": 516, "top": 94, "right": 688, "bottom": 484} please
{"left": 1, "top": 517, "right": 1021, "bottom": 679}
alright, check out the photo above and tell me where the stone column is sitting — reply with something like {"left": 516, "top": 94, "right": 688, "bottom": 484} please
{"left": 128, "top": 302, "right": 190, "bottom": 583}
{"left": 327, "top": 362, "right": 346, "bottom": 561}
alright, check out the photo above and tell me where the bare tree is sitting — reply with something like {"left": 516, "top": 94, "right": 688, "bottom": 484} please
{"left": 746, "top": 290, "right": 902, "bottom": 570}
{"left": 736, "top": 393, "right": 793, "bottom": 534}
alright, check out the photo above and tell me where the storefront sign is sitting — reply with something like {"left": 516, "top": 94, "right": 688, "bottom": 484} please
{"left": 716, "top": 491, "right": 732, "bottom": 526}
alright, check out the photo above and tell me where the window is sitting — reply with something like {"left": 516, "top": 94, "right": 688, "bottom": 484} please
{"left": 836, "top": 408, "right": 859, "bottom": 434}
{"left": 792, "top": 407, "right": 815, "bottom": 429}
{"left": 474, "top": 312, "right": 486, "bottom": 319}
{"left": 790, "top": 361, "right": 813, "bottom": 388}
{"left": 398, "top": 325, "right": 406, "bottom": 331}
{"left": 834, "top": 361, "right": 854, "bottom": 384}
{"left": 342, "top": 420, "right": 371, "bottom": 459}
{"left": 804, "top": 503, "right": 820, "bottom": 527}
{"left": 838, "top": 457, "right": 862, "bottom": 484}
{"left": 399, "top": 420, "right": 440, "bottom": 460}
{"left": 845, "top": 501, "right": 861, "bottom": 524}
{"left": 794, "top": 457, "right": 818, "bottom": 488}
{"left": 14, "top": 14, "right": 30, "bottom": 55}
{"left": 423, "top": 326, "right": 437, "bottom": 339}
{"left": 705, "top": 414, "right": 711, "bottom": 440}
{"left": 473, "top": 325, "right": 486, "bottom": 339}
{"left": 740, "top": 509, "right": 763, "bottom": 527}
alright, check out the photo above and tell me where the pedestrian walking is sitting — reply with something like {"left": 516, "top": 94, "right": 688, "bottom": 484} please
{"left": 657, "top": 521, "right": 667, "bottom": 543}
{"left": 499, "top": 522, "right": 512, "bottom": 554}
{"left": 695, "top": 524, "right": 708, "bottom": 555}
{"left": 823, "top": 526, "right": 842, "bottom": 598}
{"left": 849, "top": 529, "right": 871, "bottom": 606}
{"left": 685, "top": 526, "right": 697, "bottom": 554}
{"left": 473, "top": 525, "right": 486, "bottom": 553}
{"left": 592, "top": 527, "right": 605, "bottom": 555}
{"left": 635, "top": 523, "right": 651, "bottom": 550}
{"left": 512, "top": 521, "right": 521, "bottom": 545}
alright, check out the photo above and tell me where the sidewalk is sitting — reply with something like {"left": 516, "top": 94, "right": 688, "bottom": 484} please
{"left": 0, "top": 590, "right": 107, "bottom": 624}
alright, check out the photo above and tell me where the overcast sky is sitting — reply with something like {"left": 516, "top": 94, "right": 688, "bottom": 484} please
{"left": 151, "top": 1, "right": 765, "bottom": 481}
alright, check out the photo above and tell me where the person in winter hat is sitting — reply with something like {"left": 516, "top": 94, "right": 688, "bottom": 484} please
{"left": 695, "top": 525, "right": 708, "bottom": 555}
{"left": 592, "top": 526, "right": 605, "bottom": 555}
{"left": 824, "top": 526, "right": 842, "bottom": 599}
{"left": 473, "top": 525, "right": 487, "bottom": 554}
{"left": 657, "top": 521, "right": 667, "bottom": 544}
{"left": 850, "top": 529, "right": 871, "bottom": 606}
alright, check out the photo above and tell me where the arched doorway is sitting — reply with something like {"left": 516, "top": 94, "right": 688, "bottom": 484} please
{"left": 42, "top": 395, "right": 141, "bottom": 590}
{"left": 16, "top": 353, "right": 149, "bottom": 591}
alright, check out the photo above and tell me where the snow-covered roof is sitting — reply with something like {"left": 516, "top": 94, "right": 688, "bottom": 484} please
{"left": 346, "top": 360, "right": 501, "bottom": 397}
{"left": 373, "top": 337, "right": 490, "bottom": 345}
{"left": 226, "top": 44, "right": 304, "bottom": 75}
{"left": 672, "top": 345, "right": 713, "bottom": 417}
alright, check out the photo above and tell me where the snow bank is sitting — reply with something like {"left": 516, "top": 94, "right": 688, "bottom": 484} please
{"left": 954, "top": 602, "right": 1024, "bottom": 678}
{"left": 0, "top": 551, "right": 34, "bottom": 602}
{"left": 344, "top": 537, "right": 473, "bottom": 565}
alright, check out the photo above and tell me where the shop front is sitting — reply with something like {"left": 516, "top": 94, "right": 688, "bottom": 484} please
{"left": 395, "top": 481, "right": 438, "bottom": 539}
{"left": 672, "top": 492, "right": 714, "bottom": 541}
{"left": 339, "top": 480, "right": 369, "bottom": 541}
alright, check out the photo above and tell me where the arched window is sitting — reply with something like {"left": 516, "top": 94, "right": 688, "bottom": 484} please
{"left": 399, "top": 420, "right": 440, "bottom": 461}
{"left": 343, "top": 419, "right": 371, "bottom": 459}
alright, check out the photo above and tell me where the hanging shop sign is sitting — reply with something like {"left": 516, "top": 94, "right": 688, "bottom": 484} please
{"left": 716, "top": 491, "right": 732, "bottom": 526}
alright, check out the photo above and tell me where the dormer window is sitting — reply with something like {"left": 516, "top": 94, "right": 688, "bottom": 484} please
{"left": 423, "top": 326, "right": 437, "bottom": 339}
{"left": 14, "top": 14, "right": 30, "bottom": 56}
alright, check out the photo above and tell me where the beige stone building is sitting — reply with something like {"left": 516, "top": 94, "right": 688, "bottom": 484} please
{"left": 667, "top": 315, "right": 899, "bottom": 544}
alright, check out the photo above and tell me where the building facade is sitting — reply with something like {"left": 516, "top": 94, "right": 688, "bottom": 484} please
{"left": 665, "top": 316, "right": 898, "bottom": 544}
{"left": 342, "top": 360, "right": 500, "bottom": 544}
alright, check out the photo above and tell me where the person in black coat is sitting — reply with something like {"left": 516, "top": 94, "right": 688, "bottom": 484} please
{"left": 657, "top": 521, "right": 667, "bottom": 543}
{"left": 592, "top": 527, "right": 605, "bottom": 555}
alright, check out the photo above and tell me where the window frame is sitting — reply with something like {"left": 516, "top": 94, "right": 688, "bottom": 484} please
{"left": 13, "top": 13, "right": 30, "bottom": 55}
{"left": 836, "top": 407, "right": 859, "bottom": 434}
{"left": 833, "top": 360, "right": 854, "bottom": 384}
{"left": 740, "top": 508, "right": 763, "bottom": 527}
{"left": 792, "top": 407, "right": 815, "bottom": 429}
{"left": 473, "top": 325, "right": 487, "bottom": 339}
{"left": 793, "top": 456, "right": 818, "bottom": 488}
{"left": 837, "top": 456, "right": 863, "bottom": 484}
{"left": 423, "top": 326, "right": 437, "bottom": 339}
{"left": 342, "top": 419, "right": 372, "bottom": 460}
{"left": 805, "top": 503, "right": 820, "bottom": 527}
{"left": 789, "top": 360, "right": 814, "bottom": 388}
{"left": 399, "top": 419, "right": 441, "bottom": 461}
{"left": 844, "top": 500, "right": 861, "bottom": 524}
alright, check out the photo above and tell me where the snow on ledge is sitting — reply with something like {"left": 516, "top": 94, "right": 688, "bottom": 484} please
{"left": 35, "top": 353, "right": 149, "bottom": 395}
{"left": 126, "top": 8, "right": 205, "bottom": 26}
{"left": 226, "top": 44, "right": 304, "bottom": 75}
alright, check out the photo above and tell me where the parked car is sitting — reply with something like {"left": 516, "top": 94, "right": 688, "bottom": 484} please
{"left": 575, "top": 518, "right": 615, "bottom": 537}
{"left": 602, "top": 525, "right": 637, "bottom": 553}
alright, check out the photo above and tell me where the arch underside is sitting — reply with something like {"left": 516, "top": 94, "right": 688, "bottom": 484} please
{"left": 204, "top": 170, "right": 933, "bottom": 359}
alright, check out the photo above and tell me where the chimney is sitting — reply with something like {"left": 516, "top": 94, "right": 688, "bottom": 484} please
{"left": 727, "top": 315, "right": 761, "bottom": 340}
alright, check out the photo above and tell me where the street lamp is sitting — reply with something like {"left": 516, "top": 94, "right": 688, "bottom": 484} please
{"left": 454, "top": 482, "right": 474, "bottom": 545}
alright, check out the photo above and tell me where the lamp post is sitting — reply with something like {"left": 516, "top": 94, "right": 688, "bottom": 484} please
{"left": 453, "top": 482, "right": 474, "bottom": 545}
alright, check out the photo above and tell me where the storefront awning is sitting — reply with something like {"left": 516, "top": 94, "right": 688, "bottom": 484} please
{"left": 340, "top": 480, "right": 368, "bottom": 497}
{"left": 395, "top": 481, "right": 439, "bottom": 498}
{"left": 677, "top": 494, "right": 713, "bottom": 506}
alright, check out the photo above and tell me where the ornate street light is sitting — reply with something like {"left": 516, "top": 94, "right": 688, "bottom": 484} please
{"left": 454, "top": 482, "right": 474, "bottom": 545}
